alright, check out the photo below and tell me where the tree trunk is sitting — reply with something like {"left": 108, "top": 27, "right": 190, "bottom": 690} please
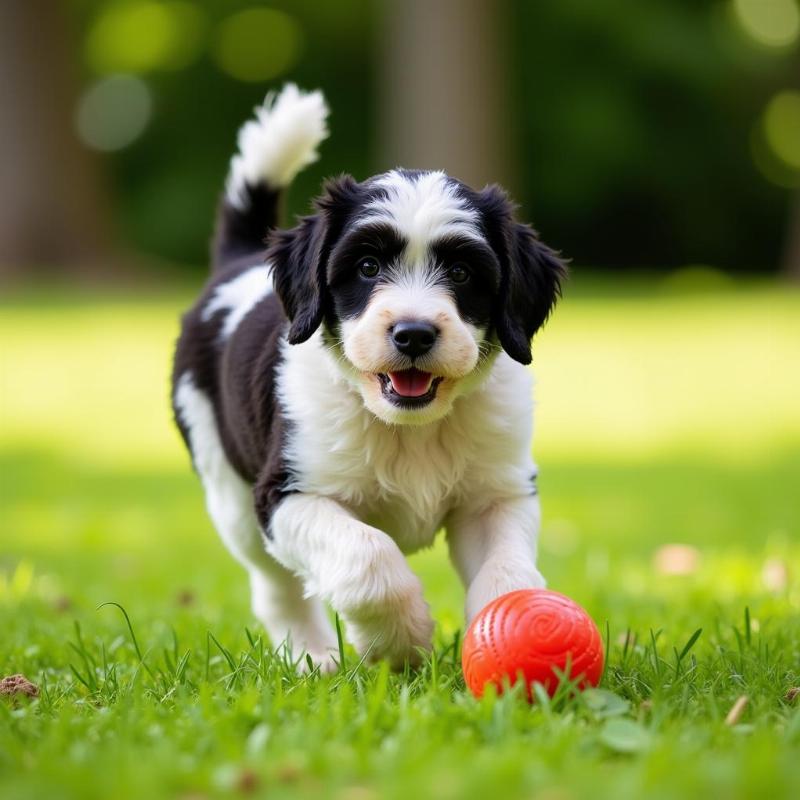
{"left": 0, "top": 0, "right": 112, "bottom": 280}
{"left": 377, "top": 0, "right": 514, "bottom": 193}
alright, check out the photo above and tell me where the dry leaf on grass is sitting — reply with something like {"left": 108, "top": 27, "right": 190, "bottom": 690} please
{"left": 0, "top": 674, "right": 39, "bottom": 698}
{"left": 724, "top": 695, "right": 748, "bottom": 726}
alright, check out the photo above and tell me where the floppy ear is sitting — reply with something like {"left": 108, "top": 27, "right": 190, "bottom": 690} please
{"left": 267, "top": 213, "right": 327, "bottom": 344}
{"left": 478, "top": 186, "right": 567, "bottom": 365}
{"left": 266, "top": 175, "right": 360, "bottom": 344}
{"left": 496, "top": 223, "right": 567, "bottom": 364}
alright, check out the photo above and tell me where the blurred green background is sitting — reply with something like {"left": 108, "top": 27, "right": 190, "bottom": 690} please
{"left": 1, "top": 0, "right": 799, "bottom": 276}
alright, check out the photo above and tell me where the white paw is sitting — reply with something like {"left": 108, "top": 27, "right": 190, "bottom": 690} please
{"left": 321, "top": 536, "right": 434, "bottom": 668}
{"left": 342, "top": 576, "right": 434, "bottom": 669}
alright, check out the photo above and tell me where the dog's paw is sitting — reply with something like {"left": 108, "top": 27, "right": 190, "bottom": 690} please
{"left": 340, "top": 549, "right": 433, "bottom": 669}
{"left": 342, "top": 575, "right": 434, "bottom": 669}
{"left": 319, "top": 530, "right": 434, "bottom": 668}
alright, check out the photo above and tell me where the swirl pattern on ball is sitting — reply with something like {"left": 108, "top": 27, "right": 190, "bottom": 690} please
{"left": 462, "top": 589, "right": 604, "bottom": 699}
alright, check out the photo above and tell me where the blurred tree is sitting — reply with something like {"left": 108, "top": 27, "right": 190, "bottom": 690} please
{"left": 0, "top": 0, "right": 111, "bottom": 278}
{"left": 2, "top": 0, "right": 797, "bottom": 275}
{"left": 378, "top": 0, "right": 514, "bottom": 192}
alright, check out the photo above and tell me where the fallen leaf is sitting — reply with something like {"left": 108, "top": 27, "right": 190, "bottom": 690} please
{"left": 725, "top": 695, "right": 749, "bottom": 726}
{"left": 236, "top": 769, "right": 259, "bottom": 794}
{"left": 176, "top": 589, "right": 196, "bottom": 607}
{"left": 0, "top": 674, "right": 39, "bottom": 698}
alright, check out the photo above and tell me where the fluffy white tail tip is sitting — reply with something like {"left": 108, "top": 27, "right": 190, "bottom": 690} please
{"left": 225, "top": 84, "right": 329, "bottom": 209}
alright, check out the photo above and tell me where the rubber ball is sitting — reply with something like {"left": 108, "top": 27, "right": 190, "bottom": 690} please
{"left": 462, "top": 589, "right": 604, "bottom": 699}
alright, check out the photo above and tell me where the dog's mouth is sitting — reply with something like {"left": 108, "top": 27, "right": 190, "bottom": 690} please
{"left": 377, "top": 369, "right": 444, "bottom": 408}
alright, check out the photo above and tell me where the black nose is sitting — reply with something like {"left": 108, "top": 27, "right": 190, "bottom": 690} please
{"left": 391, "top": 320, "right": 438, "bottom": 358}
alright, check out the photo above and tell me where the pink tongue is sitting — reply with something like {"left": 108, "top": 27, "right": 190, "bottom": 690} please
{"left": 389, "top": 368, "right": 433, "bottom": 398}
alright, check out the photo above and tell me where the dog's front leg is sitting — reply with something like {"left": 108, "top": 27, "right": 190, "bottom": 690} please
{"left": 446, "top": 494, "right": 546, "bottom": 624}
{"left": 265, "top": 493, "right": 434, "bottom": 668}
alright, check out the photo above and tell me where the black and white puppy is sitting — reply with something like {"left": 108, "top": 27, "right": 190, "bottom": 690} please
{"left": 172, "top": 85, "right": 566, "bottom": 670}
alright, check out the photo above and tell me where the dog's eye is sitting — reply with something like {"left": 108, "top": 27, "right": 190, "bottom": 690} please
{"left": 449, "top": 263, "right": 470, "bottom": 284}
{"left": 357, "top": 257, "right": 381, "bottom": 279}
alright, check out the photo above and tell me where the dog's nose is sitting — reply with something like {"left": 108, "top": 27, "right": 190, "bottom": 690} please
{"left": 391, "top": 320, "right": 438, "bottom": 358}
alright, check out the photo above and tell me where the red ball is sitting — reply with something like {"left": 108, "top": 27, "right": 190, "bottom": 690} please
{"left": 462, "top": 589, "right": 604, "bottom": 699}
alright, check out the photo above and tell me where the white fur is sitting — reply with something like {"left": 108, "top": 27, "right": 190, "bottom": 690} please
{"left": 225, "top": 84, "right": 329, "bottom": 209}
{"left": 201, "top": 265, "right": 272, "bottom": 341}
{"left": 359, "top": 170, "right": 486, "bottom": 262}
{"left": 173, "top": 372, "right": 338, "bottom": 671}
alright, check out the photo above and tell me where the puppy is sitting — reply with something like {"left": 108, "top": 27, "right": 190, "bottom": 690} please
{"left": 172, "top": 85, "right": 565, "bottom": 671}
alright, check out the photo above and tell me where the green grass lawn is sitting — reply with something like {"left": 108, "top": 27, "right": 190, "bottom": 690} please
{"left": 1, "top": 274, "right": 799, "bottom": 800}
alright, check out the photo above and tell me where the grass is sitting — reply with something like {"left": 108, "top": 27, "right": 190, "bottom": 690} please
{"left": 1, "top": 273, "right": 799, "bottom": 800}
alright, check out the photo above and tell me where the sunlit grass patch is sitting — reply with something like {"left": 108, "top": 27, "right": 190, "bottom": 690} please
{"left": 0, "top": 297, "right": 188, "bottom": 468}
{"left": 534, "top": 282, "right": 800, "bottom": 460}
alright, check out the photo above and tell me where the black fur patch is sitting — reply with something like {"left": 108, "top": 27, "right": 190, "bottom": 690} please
{"left": 172, "top": 255, "right": 296, "bottom": 530}
{"left": 266, "top": 213, "right": 328, "bottom": 344}
{"left": 213, "top": 183, "right": 281, "bottom": 266}
{"left": 327, "top": 222, "right": 406, "bottom": 320}
{"left": 473, "top": 185, "right": 567, "bottom": 364}
{"left": 429, "top": 235, "right": 501, "bottom": 328}
{"left": 266, "top": 175, "right": 378, "bottom": 344}
{"left": 173, "top": 257, "right": 288, "bottom": 496}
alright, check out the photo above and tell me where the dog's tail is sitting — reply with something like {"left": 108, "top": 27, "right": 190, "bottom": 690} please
{"left": 212, "top": 84, "right": 329, "bottom": 266}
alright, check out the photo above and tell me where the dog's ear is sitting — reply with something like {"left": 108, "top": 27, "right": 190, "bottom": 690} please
{"left": 478, "top": 186, "right": 567, "bottom": 365}
{"left": 267, "top": 174, "right": 361, "bottom": 344}
{"left": 267, "top": 213, "right": 327, "bottom": 344}
{"left": 497, "top": 222, "right": 567, "bottom": 365}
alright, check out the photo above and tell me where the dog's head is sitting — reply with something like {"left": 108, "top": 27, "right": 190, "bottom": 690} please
{"left": 268, "top": 169, "right": 566, "bottom": 425}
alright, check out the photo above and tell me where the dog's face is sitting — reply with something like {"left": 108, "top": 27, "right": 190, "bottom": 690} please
{"left": 269, "top": 170, "right": 565, "bottom": 425}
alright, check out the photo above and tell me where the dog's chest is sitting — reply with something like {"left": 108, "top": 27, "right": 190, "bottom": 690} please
{"left": 294, "top": 418, "right": 469, "bottom": 553}
{"left": 357, "top": 430, "right": 468, "bottom": 551}
{"left": 278, "top": 341, "right": 534, "bottom": 552}
{"left": 286, "top": 392, "right": 471, "bottom": 552}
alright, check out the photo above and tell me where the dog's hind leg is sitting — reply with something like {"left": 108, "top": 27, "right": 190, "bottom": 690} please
{"left": 207, "top": 471, "right": 338, "bottom": 673}
{"left": 174, "top": 373, "right": 338, "bottom": 672}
